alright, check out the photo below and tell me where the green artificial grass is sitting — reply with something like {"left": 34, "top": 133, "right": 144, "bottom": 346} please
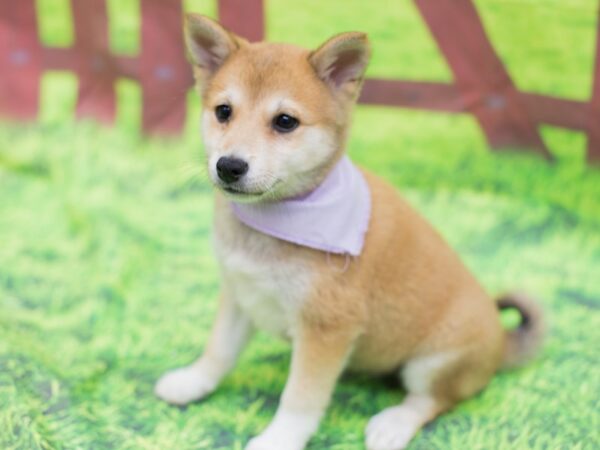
{"left": 1, "top": 114, "right": 600, "bottom": 450}
{"left": 2, "top": 0, "right": 600, "bottom": 449}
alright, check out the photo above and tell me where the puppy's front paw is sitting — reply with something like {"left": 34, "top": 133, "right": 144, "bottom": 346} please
{"left": 244, "top": 435, "right": 278, "bottom": 450}
{"left": 365, "top": 406, "right": 420, "bottom": 450}
{"left": 154, "top": 365, "right": 216, "bottom": 405}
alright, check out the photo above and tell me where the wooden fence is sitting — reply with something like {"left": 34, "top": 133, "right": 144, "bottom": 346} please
{"left": 0, "top": 0, "right": 599, "bottom": 161}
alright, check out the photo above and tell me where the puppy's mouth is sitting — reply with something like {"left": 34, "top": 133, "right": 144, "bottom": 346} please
{"left": 218, "top": 180, "right": 283, "bottom": 201}
{"left": 222, "top": 186, "right": 264, "bottom": 197}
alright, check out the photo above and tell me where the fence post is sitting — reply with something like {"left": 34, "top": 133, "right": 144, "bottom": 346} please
{"left": 218, "top": 0, "right": 264, "bottom": 41}
{"left": 0, "top": 0, "right": 41, "bottom": 120}
{"left": 139, "top": 0, "right": 192, "bottom": 135}
{"left": 588, "top": 10, "right": 600, "bottom": 163}
{"left": 71, "top": 0, "right": 116, "bottom": 123}
{"left": 415, "top": 0, "right": 551, "bottom": 159}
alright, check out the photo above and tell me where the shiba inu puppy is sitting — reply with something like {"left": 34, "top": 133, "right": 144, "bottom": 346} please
{"left": 155, "top": 14, "right": 544, "bottom": 450}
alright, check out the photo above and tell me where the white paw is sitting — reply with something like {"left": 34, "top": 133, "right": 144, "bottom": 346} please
{"left": 154, "top": 365, "right": 217, "bottom": 405}
{"left": 245, "top": 433, "right": 304, "bottom": 450}
{"left": 245, "top": 435, "right": 279, "bottom": 450}
{"left": 245, "top": 408, "right": 317, "bottom": 450}
{"left": 365, "top": 406, "right": 421, "bottom": 450}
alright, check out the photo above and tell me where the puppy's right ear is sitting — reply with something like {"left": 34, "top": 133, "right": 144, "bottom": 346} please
{"left": 184, "top": 14, "right": 244, "bottom": 77}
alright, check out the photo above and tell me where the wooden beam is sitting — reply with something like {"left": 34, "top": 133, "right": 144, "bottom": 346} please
{"left": 360, "top": 79, "right": 463, "bottom": 112}
{"left": 218, "top": 0, "right": 264, "bottom": 41}
{"left": 139, "top": 0, "right": 193, "bottom": 135}
{"left": 71, "top": 0, "right": 116, "bottom": 123}
{"left": 415, "top": 0, "right": 551, "bottom": 158}
{"left": 0, "top": 0, "right": 41, "bottom": 120}
{"left": 588, "top": 8, "right": 600, "bottom": 162}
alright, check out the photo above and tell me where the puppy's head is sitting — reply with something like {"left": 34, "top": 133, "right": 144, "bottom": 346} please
{"left": 184, "top": 14, "right": 370, "bottom": 202}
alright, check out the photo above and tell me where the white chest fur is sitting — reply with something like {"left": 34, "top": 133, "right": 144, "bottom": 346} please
{"left": 213, "top": 208, "right": 315, "bottom": 339}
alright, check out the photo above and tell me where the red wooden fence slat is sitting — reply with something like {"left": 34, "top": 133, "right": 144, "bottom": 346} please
{"left": 0, "top": 0, "right": 41, "bottom": 120}
{"left": 117, "top": 56, "right": 140, "bottom": 80}
{"left": 359, "top": 80, "right": 592, "bottom": 134}
{"left": 0, "top": 0, "right": 598, "bottom": 163}
{"left": 71, "top": 0, "right": 116, "bottom": 123}
{"left": 521, "top": 94, "right": 589, "bottom": 131}
{"left": 360, "top": 79, "right": 463, "bottom": 112}
{"left": 42, "top": 47, "right": 78, "bottom": 72}
{"left": 139, "top": 0, "right": 192, "bottom": 135}
{"left": 218, "top": 0, "right": 264, "bottom": 41}
{"left": 43, "top": 47, "right": 140, "bottom": 80}
{"left": 588, "top": 9, "right": 600, "bottom": 163}
{"left": 415, "top": 0, "right": 551, "bottom": 159}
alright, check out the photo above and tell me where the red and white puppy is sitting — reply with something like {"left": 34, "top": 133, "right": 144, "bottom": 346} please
{"left": 155, "top": 14, "right": 544, "bottom": 450}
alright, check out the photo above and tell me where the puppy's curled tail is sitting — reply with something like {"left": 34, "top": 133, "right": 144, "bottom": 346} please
{"left": 497, "top": 293, "right": 545, "bottom": 369}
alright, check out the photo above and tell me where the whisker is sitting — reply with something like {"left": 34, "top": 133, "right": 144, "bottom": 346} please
{"left": 176, "top": 160, "right": 211, "bottom": 190}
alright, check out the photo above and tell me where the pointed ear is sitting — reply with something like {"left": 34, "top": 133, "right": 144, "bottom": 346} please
{"left": 184, "top": 14, "right": 245, "bottom": 76}
{"left": 309, "top": 32, "right": 370, "bottom": 91}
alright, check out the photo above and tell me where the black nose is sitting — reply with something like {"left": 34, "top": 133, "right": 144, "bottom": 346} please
{"left": 216, "top": 157, "right": 249, "bottom": 183}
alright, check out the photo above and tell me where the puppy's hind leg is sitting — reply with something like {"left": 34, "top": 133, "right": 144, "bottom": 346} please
{"left": 365, "top": 352, "right": 455, "bottom": 450}
{"left": 155, "top": 290, "right": 254, "bottom": 405}
{"left": 366, "top": 393, "right": 442, "bottom": 450}
{"left": 365, "top": 349, "right": 494, "bottom": 450}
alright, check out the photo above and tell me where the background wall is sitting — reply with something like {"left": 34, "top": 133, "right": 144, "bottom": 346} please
{"left": 1, "top": 1, "right": 599, "bottom": 449}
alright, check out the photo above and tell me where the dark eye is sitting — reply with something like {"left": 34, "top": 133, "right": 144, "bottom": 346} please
{"left": 272, "top": 114, "right": 299, "bottom": 133}
{"left": 215, "top": 104, "right": 232, "bottom": 123}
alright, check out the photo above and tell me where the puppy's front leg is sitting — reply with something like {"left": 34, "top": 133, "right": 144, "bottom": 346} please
{"left": 155, "top": 289, "right": 253, "bottom": 405}
{"left": 246, "top": 323, "right": 358, "bottom": 450}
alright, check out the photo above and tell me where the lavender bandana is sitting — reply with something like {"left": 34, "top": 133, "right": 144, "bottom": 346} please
{"left": 230, "top": 156, "right": 371, "bottom": 256}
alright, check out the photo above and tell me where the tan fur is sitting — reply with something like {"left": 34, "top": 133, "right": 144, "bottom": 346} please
{"left": 155, "top": 14, "right": 544, "bottom": 450}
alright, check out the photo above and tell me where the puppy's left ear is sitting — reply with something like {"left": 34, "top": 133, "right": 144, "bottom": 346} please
{"left": 309, "top": 32, "right": 370, "bottom": 95}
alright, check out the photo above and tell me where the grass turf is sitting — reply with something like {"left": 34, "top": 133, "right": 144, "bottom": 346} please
{"left": 2, "top": 113, "right": 600, "bottom": 450}
{"left": 2, "top": 0, "right": 600, "bottom": 449}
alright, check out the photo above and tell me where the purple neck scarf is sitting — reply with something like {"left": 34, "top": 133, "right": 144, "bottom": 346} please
{"left": 231, "top": 156, "right": 371, "bottom": 256}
